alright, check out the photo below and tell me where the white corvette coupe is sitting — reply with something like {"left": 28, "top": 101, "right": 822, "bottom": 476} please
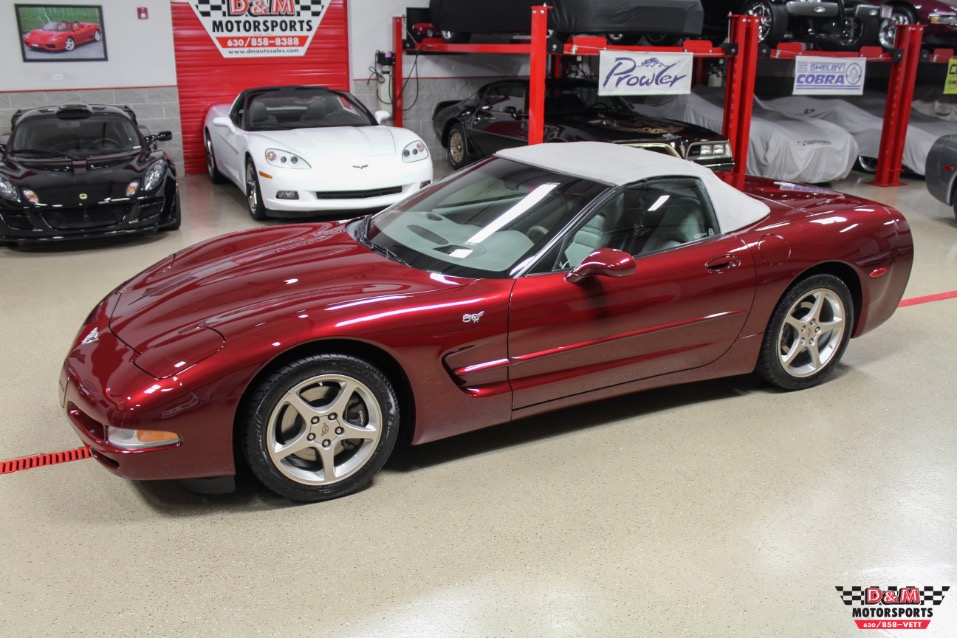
{"left": 204, "top": 86, "right": 433, "bottom": 219}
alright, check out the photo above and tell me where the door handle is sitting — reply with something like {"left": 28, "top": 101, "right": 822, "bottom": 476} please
{"left": 705, "top": 254, "right": 740, "bottom": 272}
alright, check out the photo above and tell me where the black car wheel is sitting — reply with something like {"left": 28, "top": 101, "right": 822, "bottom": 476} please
{"left": 242, "top": 354, "right": 400, "bottom": 502}
{"left": 205, "top": 131, "right": 226, "bottom": 184}
{"left": 757, "top": 274, "right": 853, "bottom": 390}
{"left": 951, "top": 182, "right": 957, "bottom": 224}
{"left": 822, "top": 12, "right": 880, "bottom": 51}
{"left": 245, "top": 159, "right": 268, "bottom": 220}
{"left": 741, "top": 0, "right": 787, "bottom": 48}
{"left": 606, "top": 33, "right": 641, "bottom": 45}
{"left": 64, "top": 37, "right": 75, "bottom": 51}
{"left": 878, "top": 5, "right": 916, "bottom": 49}
{"left": 447, "top": 122, "right": 470, "bottom": 169}
{"left": 644, "top": 33, "right": 683, "bottom": 46}
{"left": 440, "top": 29, "right": 469, "bottom": 43}
{"left": 855, "top": 156, "right": 878, "bottom": 174}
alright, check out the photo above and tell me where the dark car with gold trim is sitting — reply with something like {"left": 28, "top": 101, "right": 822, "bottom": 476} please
{"left": 0, "top": 104, "right": 179, "bottom": 244}
{"left": 432, "top": 78, "right": 733, "bottom": 170}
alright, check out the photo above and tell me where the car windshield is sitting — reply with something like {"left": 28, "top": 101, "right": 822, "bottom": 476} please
{"left": 41, "top": 21, "right": 70, "bottom": 31}
{"left": 11, "top": 113, "right": 142, "bottom": 158}
{"left": 546, "top": 83, "right": 631, "bottom": 115}
{"left": 364, "top": 158, "right": 607, "bottom": 279}
{"left": 245, "top": 89, "right": 376, "bottom": 131}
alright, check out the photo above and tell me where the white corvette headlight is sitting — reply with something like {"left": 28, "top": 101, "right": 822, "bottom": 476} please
{"left": 402, "top": 140, "right": 429, "bottom": 163}
{"left": 266, "top": 148, "right": 311, "bottom": 169}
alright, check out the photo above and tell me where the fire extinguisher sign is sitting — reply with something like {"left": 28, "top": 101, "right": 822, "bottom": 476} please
{"left": 189, "top": 0, "right": 330, "bottom": 58}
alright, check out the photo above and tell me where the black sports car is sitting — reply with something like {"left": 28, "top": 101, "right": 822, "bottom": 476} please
{"left": 432, "top": 78, "right": 734, "bottom": 170}
{"left": 0, "top": 104, "right": 179, "bottom": 244}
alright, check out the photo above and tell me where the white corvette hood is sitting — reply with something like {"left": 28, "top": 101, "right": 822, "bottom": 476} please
{"left": 253, "top": 126, "right": 398, "bottom": 158}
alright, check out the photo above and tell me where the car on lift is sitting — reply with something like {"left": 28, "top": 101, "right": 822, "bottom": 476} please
{"left": 204, "top": 86, "right": 433, "bottom": 220}
{"left": 876, "top": 0, "right": 957, "bottom": 49}
{"left": 22, "top": 20, "right": 102, "bottom": 52}
{"left": 429, "top": 0, "right": 704, "bottom": 46}
{"left": 925, "top": 134, "right": 957, "bottom": 222}
{"left": 701, "top": 0, "right": 883, "bottom": 50}
{"left": 432, "top": 78, "right": 734, "bottom": 170}
{"left": 0, "top": 104, "right": 179, "bottom": 244}
{"left": 61, "top": 142, "right": 912, "bottom": 503}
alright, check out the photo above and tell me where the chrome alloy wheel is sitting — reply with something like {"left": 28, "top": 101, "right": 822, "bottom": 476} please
{"left": 205, "top": 135, "right": 216, "bottom": 179}
{"left": 245, "top": 162, "right": 259, "bottom": 214}
{"left": 448, "top": 128, "right": 466, "bottom": 166}
{"left": 744, "top": 2, "right": 772, "bottom": 41}
{"left": 879, "top": 11, "right": 912, "bottom": 49}
{"left": 266, "top": 374, "right": 382, "bottom": 486}
{"left": 776, "top": 288, "right": 847, "bottom": 379}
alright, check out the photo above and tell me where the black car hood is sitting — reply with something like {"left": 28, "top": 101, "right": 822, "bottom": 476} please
{"left": 0, "top": 150, "right": 163, "bottom": 206}
{"left": 548, "top": 109, "right": 717, "bottom": 145}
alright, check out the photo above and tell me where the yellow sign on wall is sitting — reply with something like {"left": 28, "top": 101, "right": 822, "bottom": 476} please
{"left": 945, "top": 59, "right": 957, "bottom": 95}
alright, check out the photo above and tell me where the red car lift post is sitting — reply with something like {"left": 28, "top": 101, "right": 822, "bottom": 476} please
{"left": 392, "top": 16, "right": 404, "bottom": 128}
{"left": 527, "top": 5, "right": 550, "bottom": 145}
{"left": 722, "top": 15, "right": 760, "bottom": 180}
{"left": 874, "top": 24, "right": 924, "bottom": 187}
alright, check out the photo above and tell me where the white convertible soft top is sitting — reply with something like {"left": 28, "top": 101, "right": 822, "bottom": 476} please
{"left": 495, "top": 142, "right": 770, "bottom": 233}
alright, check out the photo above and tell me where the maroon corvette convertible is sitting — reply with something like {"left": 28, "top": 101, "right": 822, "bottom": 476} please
{"left": 60, "top": 143, "right": 913, "bottom": 502}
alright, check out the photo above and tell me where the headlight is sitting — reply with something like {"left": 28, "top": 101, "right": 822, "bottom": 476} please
{"left": 142, "top": 161, "right": 166, "bottom": 192}
{"left": 691, "top": 142, "right": 732, "bottom": 159}
{"left": 265, "top": 148, "right": 310, "bottom": 169}
{"left": 0, "top": 176, "right": 19, "bottom": 203}
{"left": 402, "top": 140, "right": 429, "bottom": 162}
{"left": 929, "top": 12, "right": 957, "bottom": 24}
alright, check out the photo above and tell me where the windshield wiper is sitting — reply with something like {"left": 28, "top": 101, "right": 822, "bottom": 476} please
{"left": 11, "top": 148, "right": 76, "bottom": 159}
{"left": 356, "top": 216, "right": 409, "bottom": 266}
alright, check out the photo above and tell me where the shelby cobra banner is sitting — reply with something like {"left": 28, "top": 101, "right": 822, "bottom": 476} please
{"left": 598, "top": 50, "right": 693, "bottom": 96}
{"left": 189, "top": 0, "right": 330, "bottom": 57}
{"left": 793, "top": 56, "right": 866, "bottom": 96}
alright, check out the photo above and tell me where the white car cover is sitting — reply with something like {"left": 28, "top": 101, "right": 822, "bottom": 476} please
{"left": 756, "top": 91, "right": 957, "bottom": 176}
{"left": 496, "top": 142, "right": 770, "bottom": 234}
{"left": 629, "top": 86, "right": 859, "bottom": 183}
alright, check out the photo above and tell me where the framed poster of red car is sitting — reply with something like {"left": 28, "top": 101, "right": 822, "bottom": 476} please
{"left": 16, "top": 4, "right": 107, "bottom": 62}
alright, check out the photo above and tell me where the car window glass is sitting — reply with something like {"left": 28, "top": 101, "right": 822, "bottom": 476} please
{"left": 484, "top": 83, "right": 526, "bottom": 114}
{"left": 11, "top": 114, "right": 142, "bottom": 157}
{"left": 366, "top": 158, "right": 606, "bottom": 279}
{"left": 547, "top": 176, "right": 720, "bottom": 271}
{"left": 245, "top": 90, "right": 375, "bottom": 131}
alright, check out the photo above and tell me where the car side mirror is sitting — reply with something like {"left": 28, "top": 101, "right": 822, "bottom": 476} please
{"left": 374, "top": 110, "right": 391, "bottom": 124}
{"left": 156, "top": 131, "right": 173, "bottom": 142}
{"left": 566, "top": 247, "right": 636, "bottom": 284}
{"left": 504, "top": 106, "right": 525, "bottom": 120}
{"left": 212, "top": 115, "right": 233, "bottom": 130}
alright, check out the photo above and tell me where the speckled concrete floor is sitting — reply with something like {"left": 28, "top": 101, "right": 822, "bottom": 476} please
{"left": 1, "top": 163, "right": 955, "bottom": 637}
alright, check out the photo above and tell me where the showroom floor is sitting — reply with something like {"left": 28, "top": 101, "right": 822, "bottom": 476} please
{"left": 1, "top": 162, "right": 955, "bottom": 637}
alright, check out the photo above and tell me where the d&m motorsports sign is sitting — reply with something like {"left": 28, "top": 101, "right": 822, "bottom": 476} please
{"left": 189, "top": 0, "right": 330, "bottom": 57}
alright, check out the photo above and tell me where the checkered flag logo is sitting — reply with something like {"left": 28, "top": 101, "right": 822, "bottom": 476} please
{"left": 194, "top": 0, "right": 225, "bottom": 18}
{"left": 922, "top": 586, "right": 950, "bottom": 606}
{"left": 193, "top": 0, "right": 325, "bottom": 18}
{"left": 836, "top": 585, "right": 949, "bottom": 606}
{"left": 836, "top": 586, "right": 865, "bottom": 606}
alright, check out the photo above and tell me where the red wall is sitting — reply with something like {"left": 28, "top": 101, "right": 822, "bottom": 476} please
{"left": 170, "top": 0, "right": 350, "bottom": 174}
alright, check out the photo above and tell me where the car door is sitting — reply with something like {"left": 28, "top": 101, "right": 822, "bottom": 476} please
{"left": 507, "top": 176, "right": 756, "bottom": 410}
{"left": 469, "top": 81, "right": 529, "bottom": 157}
{"left": 210, "top": 99, "right": 248, "bottom": 184}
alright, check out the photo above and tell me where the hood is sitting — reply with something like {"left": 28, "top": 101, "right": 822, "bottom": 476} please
{"left": 551, "top": 110, "right": 717, "bottom": 145}
{"left": 251, "top": 126, "right": 398, "bottom": 159}
{"left": 108, "top": 223, "right": 471, "bottom": 353}
{"left": 1, "top": 150, "right": 161, "bottom": 206}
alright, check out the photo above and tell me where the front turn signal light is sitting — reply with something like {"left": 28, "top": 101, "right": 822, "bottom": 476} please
{"left": 107, "top": 427, "right": 180, "bottom": 450}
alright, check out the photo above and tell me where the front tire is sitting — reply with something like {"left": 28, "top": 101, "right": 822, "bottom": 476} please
{"left": 245, "top": 158, "right": 268, "bottom": 220}
{"left": 446, "top": 122, "right": 471, "bottom": 169}
{"left": 64, "top": 37, "right": 75, "bottom": 51}
{"left": 242, "top": 354, "right": 400, "bottom": 502}
{"left": 757, "top": 274, "right": 854, "bottom": 390}
{"left": 93, "top": 30, "right": 102, "bottom": 42}
{"left": 205, "top": 131, "right": 226, "bottom": 184}
{"left": 878, "top": 5, "right": 916, "bottom": 49}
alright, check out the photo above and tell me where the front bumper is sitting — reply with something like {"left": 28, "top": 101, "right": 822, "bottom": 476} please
{"left": 60, "top": 317, "right": 235, "bottom": 481}
{"left": 0, "top": 193, "right": 176, "bottom": 243}
{"left": 258, "top": 158, "right": 434, "bottom": 213}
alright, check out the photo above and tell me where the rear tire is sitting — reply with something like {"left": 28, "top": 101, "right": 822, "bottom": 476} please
{"left": 242, "top": 354, "right": 400, "bottom": 502}
{"left": 644, "top": 33, "right": 683, "bottom": 46}
{"left": 205, "top": 131, "right": 226, "bottom": 184}
{"left": 446, "top": 122, "right": 471, "bottom": 169}
{"left": 878, "top": 5, "right": 916, "bottom": 49}
{"left": 757, "top": 274, "right": 854, "bottom": 391}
